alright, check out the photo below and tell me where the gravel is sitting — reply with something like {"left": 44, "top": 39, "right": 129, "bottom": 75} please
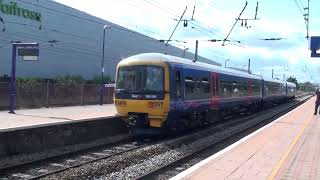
{"left": 0, "top": 134, "right": 128, "bottom": 171}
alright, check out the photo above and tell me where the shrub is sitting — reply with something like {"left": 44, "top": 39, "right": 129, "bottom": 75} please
{"left": 89, "top": 75, "right": 112, "bottom": 84}
{"left": 16, "top": 77, "right": 43, "bottom": 89}
{"left": 54, "top": 75, "right": 85, "bottom": 86}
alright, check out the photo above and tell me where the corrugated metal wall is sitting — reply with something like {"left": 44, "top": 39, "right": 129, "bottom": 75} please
{"left": 0, "top": 0, "right": 220, "bottom": 79}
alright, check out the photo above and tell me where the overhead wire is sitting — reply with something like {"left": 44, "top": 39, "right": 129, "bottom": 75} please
{"left": 18, "top": 0, "right": 231, "bottom": 49}
{"left": 293, "top": 0, "right": 305, "bottom": 15}
{"left": 141, "top": 0, "right": 223, "bottom": 39}
{"left": 292, "top": 0, "right": 309, "bottom": 36}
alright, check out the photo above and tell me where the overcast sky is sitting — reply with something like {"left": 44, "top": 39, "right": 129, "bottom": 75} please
{"left": 55, "top": 0, "right": 320, "bottom": 83}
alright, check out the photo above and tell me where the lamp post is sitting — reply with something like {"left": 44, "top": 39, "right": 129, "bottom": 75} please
{"left": 100, "top": 25, "right": 111, "bottom": 105}
{"left": 224, "top": 59, "right": 230, "bottom": 68}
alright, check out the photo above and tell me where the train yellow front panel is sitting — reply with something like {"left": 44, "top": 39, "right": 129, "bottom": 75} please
{"left": 115, "top": 97, "right": 169, "bottom": 127}
{"left": 114, "top": 58, "right": 170, "bottom": 128}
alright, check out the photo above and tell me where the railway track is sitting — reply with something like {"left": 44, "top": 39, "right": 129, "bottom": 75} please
{"left": 0, "top": 140, "right": 150, "bottom": 180}
{"left": 135, "top": 95, "right": 312, "bottom": 180}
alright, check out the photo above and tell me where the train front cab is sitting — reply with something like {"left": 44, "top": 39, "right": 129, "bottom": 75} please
{"left": 262, "top": 79, "right": 287, "bottom": 107}
{"left": 286, "top": 82, "right": 296, "bottom": 100}
{"left": 114, "top": 60, "right": 170, "bottom": 131}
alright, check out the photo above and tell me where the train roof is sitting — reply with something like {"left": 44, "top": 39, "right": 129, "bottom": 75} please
{"left": 286, "top": 82, "right": 297, "bottom": 87}
{"left": 262, "top": 76, "right": 297, "bottom": 87}
{"left": 119, "top": 53, "right": 262, "bottom": 80}
{"left": 262, "top": 76, "right": 286, "bottom": 84}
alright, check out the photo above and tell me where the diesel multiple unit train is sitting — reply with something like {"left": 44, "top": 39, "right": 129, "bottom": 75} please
{"left": 114, "top": 53, "right": 296, "bottom": 133}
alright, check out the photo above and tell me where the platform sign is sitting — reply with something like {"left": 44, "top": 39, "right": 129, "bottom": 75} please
{"left": 310, "top": 36, "right": 320, "bottom": 58}
{"left": 18, "top": 48, "right": 39, "bottom": 61}
{"left": 22, "top": 56, "right": 38, "bottom": 61}
{"left": 105, "top": 84, "right": 115, "bottom": 88}
{"left": 9, "top": 43, "right": 39, "bottom": 114}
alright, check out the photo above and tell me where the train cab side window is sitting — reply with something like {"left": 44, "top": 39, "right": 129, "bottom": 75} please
{"left": 175, "top": 71, "right": 182, "bottom": 98}
{"left": 220, "top": 80, "right": 232, "bottom": 98}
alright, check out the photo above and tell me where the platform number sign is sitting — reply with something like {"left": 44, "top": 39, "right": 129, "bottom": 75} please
{"left": 18, "top": 48, "right": 39, "bottom": 61}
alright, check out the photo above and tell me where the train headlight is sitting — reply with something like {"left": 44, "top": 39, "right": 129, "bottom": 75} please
{"left": 148, "top": 102, "right": 162, "bottom": 109}
{"left": 115, "top": 100, "right": 127, "bottom": 107}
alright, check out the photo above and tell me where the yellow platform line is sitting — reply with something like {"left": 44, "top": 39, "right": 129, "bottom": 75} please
{"left": 267, "top": 111, "right": 313, "bottom": 180}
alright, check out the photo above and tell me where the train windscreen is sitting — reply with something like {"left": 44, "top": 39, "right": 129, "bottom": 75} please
{"left": 116, "top": 66, "right": 164, "bottom": 93}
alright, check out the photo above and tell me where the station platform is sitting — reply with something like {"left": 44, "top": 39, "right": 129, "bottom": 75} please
{"left": 0, "top": 104, "right": 128, "bottom": 169}
{"left": 0, "top": 104, "right": 117, "bottom": 132}
{"left": 172, "top": 96, "right": 318, "bottom": 180}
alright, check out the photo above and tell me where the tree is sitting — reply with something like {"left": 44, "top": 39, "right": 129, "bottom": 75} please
{"left": 286, "top": 76, "right": 299, "bottom": 89}
{"left": 88, "top": 75, "right": 112, "bottom": 84}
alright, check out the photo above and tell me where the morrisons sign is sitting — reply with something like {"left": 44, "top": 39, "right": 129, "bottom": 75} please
{"left": 0, "top": 0, "right": 41, "bottom": 22}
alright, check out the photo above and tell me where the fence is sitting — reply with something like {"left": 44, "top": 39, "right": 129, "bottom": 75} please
{"left": 0, "top": 82, "right": 114, "bottom": 110}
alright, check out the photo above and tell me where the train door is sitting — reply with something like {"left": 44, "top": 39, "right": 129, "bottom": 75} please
{"left": 262, "top": 79, "right": 265, "bottom": 101}
{"left": 248, "top": 80, "right": 253, "bottom": 96}
{"left": 211, "top": 72, "right": 219, "bottom": 109}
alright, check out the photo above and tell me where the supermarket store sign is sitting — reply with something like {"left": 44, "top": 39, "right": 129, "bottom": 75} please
{"left": 0, "top": 0, "right": 41, "bottom": 22}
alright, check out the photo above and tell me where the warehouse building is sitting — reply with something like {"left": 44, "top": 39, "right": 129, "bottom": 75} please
{"left": 0, "top": 0, "right": 220, "bottom": 80}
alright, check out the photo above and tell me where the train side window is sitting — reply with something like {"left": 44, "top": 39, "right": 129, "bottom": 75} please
{"left": 227, "top": 81, "right": 232, "bottom": 96}
{"left": 176, "top": 71, "right": 182, "bottom": 98}
{"left": 242, "top": 80, "right": 248, "bottom": 96}
{"left": 196, "top": 78, "right": 201, "bottom": 89}
{"left": 185, "top": 76, "right": 195, "bottom": 100}
{"left": 220, "top": 80, "right": 227, "bottom": 97}
{"left": 202, "top": 78, "right": 210, "bottom": 94}
{"left": 252, "top": 82, "right": 256, "bottom": 95}
{"left": 252, "top": 81, "right": 260, "bottom": 96}
{"left": 232, "top": 81, "right": 239, "bottom": 97}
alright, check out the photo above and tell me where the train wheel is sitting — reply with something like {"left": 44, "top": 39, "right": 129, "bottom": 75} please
{"left": 248, "top": 104, "right": 257, "bottom": 114}
{"left": 177, "top": 118, "right": 187, "bottom": 132}
{"left": 212, "top": 110, "right": 222, "bottom": 122}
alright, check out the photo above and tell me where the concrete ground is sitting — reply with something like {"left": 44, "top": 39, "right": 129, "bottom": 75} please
{"left": 172, "top": 97, "right": 318, "bottom": 180}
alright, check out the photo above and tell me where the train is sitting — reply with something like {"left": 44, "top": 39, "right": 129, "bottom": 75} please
{"left": 114, "top": 53, "right": 296, "bottom": 134}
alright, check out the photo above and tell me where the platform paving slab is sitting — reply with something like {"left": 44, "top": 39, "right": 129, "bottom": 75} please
{"left": 0, "top": 104, "right": 117, "bottom": 132}
{"left": 172, "top": 97, "right": 316, "bottom": 180}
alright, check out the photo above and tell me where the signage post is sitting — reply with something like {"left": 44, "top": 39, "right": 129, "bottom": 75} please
{"left": 100, "top": 25, "right": 111, "bottom": 105}
{"left": 310, "top": 36, "right": 320, "bottom": 58}
{"left": 9, "top": 42, "right": 39, "bottom": 114}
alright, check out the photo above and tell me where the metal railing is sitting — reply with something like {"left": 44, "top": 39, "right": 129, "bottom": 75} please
{"left": 0, "top": 82, "right": 114, "bottom": 110}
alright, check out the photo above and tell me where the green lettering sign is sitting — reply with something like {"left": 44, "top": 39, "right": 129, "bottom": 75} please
{"left": 0, "top": 0, "right": 41, "bottom": 22}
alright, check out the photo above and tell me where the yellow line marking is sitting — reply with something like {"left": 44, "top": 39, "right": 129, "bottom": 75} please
{"left": 267, "top": 111, "right": 313, "bottom": 180}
